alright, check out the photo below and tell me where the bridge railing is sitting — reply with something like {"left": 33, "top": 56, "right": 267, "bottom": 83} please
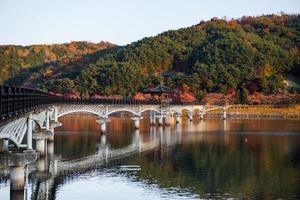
{"left": 0, "top": 85, "right": 58, "bottom": 121}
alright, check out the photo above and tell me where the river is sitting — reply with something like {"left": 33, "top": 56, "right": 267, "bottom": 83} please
{"left": 0, "top": 114, "right": 300, "bottom": 199}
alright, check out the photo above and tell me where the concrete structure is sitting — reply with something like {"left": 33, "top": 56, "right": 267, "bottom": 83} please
{"left": 0, "top": 104, "right": 231, "bottom": 151}
{"left": 0, "top": 151, "right": 37, "bottom": 191}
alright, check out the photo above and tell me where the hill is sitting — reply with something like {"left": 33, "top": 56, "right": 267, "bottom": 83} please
{"left": 0, "top": 41, "right": 115, "bottom": 85}
{"left": 2, "top": 14, "right": 300, "bottom": 102}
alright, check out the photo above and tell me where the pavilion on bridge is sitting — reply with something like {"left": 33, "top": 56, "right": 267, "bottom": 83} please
{"left": 143, "top": 85, "right": 176, "bottom": 104}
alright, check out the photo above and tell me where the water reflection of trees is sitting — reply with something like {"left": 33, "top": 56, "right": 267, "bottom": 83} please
{"left": 128, "top": 136, "right": 300, "bottom": 199}
{"left": 54, "top": 114, "right": 300, "bottom": 199}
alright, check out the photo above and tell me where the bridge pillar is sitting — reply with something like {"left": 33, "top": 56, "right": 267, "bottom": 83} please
{"left": 188, "top": 112, "right": 193, "bottom": 121}
{"left": 223, "top": 110, "right": 227, "bottom": 120}
{"left": 32, "top": 129, "right": 52, "bottom": 157}
{"left": 27, "top": 114, "right": 33, "bottom": 150}
{"left": 96, "top": 118, "right": 109, "bottom": 133}
{"left": 2, "top": 139, "right": 9, "bottom": 150}
{"left": 165, "top": 113, "right": 171, "bottom": 126}
{"left": 100, "top": 123, "right": 107, "bottom": 133}
{"left": 47, "top": 128, "right": 54, "bottom": 142}
{"left": 158, "top": 116, "right": 163, "bottom": 126}
{"left": 54, "top": 106, "right": 58, "bottom": 122}
{"left": 46, "top": 110, "right": 50, "bottom": 130}
{"left": 132, "top": 116, "right": 142, "bottom": 129}
{"left": 174, "top": 112, "right": 181, "bottom": 124}
{"left": 200, "top": 112, "right": 204, "bottom": 120}
{"left": 0, "top": 151, "right": 37, "bottom": 193}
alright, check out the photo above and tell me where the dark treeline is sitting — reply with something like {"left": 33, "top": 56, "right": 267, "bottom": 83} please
{"left": 2, "top": 14, "right": 300, "bottom": 100}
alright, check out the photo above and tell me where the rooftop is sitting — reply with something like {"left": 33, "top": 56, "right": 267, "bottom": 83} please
{"left": 144, "top": 85, "right": 175, "bottom": 94}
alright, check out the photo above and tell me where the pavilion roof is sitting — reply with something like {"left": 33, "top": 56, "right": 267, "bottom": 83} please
{"left": 144, "top": 85, "right": 175, "bottom": 94}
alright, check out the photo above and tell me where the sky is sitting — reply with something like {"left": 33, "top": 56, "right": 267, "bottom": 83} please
{"left": 0, "top": 0, "right": 299, "bottom": 46}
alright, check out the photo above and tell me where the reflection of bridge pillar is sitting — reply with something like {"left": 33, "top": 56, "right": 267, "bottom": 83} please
{"left": 199, "top": 120, "right": 205, "bottom": 131}
{"left": 165, "top": 126, "right": 171, "bottom": 145}
{"left": 150, "top": 126, "right": 156, "bottom": 143}
{"left": 10, "top": 166, "right": 24, "bottom": 191}
{"left": 150, "top": 111, "right": 156, "bottom": 126}
{"left": 158, "top": 127, "right": 163, "bottom": 147}
{"left": 47, "top": 141, "right": 54, "bottom": 155}
{"left": 223, "top": 119, "right": 228, "bottom": 132}
{"left": 101, "top": 134, "right": 107, "bottom": 145}
{"left": 37, "top": 156, "right": 46, "bottom": 172}
{"left": 175, "top": 124, "right": 181, "bottom": 144}
{"left": 36, "top": 139, "right": 46, "bottom": 157}
{"left": 10, "top": 190, "right": 24, "bottom": 200}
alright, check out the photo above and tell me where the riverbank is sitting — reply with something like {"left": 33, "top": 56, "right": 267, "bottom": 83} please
{"left": 204, "top": 104, "right": 300, "bottom": 119}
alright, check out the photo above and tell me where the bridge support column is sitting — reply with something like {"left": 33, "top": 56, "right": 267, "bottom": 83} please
{"left": 27, "top": 114, "right": 33, "bottom": 150}
{"left": 164, "top": 113, "right": 171, "bottom": 126}
{"left": 54, "top": 106, "right": 58, "bottom": 122}
{"left": 32, "top": 129, "right": 52, "bottom": 157}
{"left": 199, "top": 112, "right": 204, "bottom": 120}
{"left": 223, "top": 110, "right": 227, "bottom": 120}
{"left": 46, "top": 110, "right": 50, "bottom": 130}
{"left": 2, "top": 139, "right": 9, "bottom": 150}
{"left": 188, "top": 112, "right": 193, "bottom": 121}
{"left": 0, "top": 151, "right": 37, "bottom": 193}
{"left": 96, "top": 118, "right": 109, "bottom": 133}
{"left": 174, "top": 112, "right": 181, "bottom": 124}
{"left": 100, "top": 123, "right": 107, "bottom": 133}
{"left": 47, "top": 128, "right": 54, "bottom": 142}
{"left": 36, "top": 139, "right": 46, "bottom": 157}
{"left": 132, "top": 116, "right": 142, "bottom": 129}
{"left": 158, "top": 116, "right": 163, "bottom": 126}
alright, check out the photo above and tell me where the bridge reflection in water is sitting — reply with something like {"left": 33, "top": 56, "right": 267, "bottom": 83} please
{"left": 0, "top": 114, "right": 207, "bottom": 200}
{"left": 1, "top": 114, "right": 300, "bottom": 199}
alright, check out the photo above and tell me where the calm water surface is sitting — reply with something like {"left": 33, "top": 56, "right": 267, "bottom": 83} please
{"left": 0, "top": 114, "right": 300, "bottom": 200}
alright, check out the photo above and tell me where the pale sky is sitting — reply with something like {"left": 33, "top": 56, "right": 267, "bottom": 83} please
{"left": 0, "top": 0, "right": 299, "bottom": 46}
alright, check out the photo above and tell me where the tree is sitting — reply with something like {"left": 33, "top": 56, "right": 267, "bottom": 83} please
{"left": 236, "top": 84, "right": 249, "bottom": 104}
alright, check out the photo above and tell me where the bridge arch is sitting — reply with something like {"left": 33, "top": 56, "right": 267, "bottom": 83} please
{"left": 58, "top": 110, "right": 105, "bottom": 118}
{"left": 140, "top": 108, "right": 160, "bottom": 115}
{"left": 107, "top": 109, "right": 139, "bottom": 117}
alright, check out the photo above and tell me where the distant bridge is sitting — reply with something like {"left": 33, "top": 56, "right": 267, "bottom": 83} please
{"left": 0, "top": 85, "right": 229, "bottom": 149}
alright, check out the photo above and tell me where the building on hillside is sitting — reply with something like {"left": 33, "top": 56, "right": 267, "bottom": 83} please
{"left": 162, "top": 71, "right": 177, "bottom": 81}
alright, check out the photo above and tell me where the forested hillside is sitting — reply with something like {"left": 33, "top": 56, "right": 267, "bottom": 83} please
{"left": 0, "top": 41, "right": 115, "bottom": 85}
{"left": 2, "top": 14, "right": 300, "bottom": 101}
